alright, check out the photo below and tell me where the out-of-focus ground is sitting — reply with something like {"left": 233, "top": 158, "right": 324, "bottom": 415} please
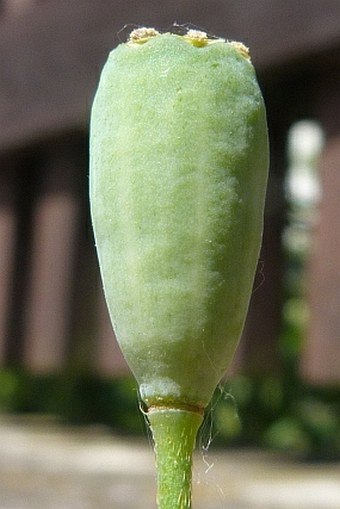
{"left": 0, "top": 414, "right": 339, "bottom": 509}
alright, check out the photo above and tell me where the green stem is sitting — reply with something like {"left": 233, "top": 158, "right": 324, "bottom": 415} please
{"left": 148, "top": 407, "right": 203, "bottom": 509}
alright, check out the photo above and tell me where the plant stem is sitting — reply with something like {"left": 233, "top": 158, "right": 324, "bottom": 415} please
{"left": 148, "top": 407, "right": 203, "bottom": 509}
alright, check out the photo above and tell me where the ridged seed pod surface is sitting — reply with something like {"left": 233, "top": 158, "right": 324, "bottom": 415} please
{"left": 90, "top": 31, "right": 268, "bottom": 411}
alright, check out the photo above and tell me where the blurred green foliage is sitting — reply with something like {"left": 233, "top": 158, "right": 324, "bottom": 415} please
{"left": 0, "top": 369, "right": 145, "bottom": 435}
{"left": 0, "top": 366, "right": 339, "bottom": 460}
{"left": 208, "top": 374, "right": 340, "bottom": 460}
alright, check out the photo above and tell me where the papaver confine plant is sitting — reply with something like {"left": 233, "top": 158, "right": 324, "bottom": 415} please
{"left": 90, "top": 27, "right": 269, "bottom": 509}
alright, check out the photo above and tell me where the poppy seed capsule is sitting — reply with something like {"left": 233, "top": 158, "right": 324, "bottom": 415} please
{"left": 90, "top": 29, "right": 268, "bottom": 414}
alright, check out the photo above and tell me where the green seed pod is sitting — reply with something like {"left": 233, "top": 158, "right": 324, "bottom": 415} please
{"left": 90, "top": 28, "right": 268, "bottom": 412}
{"left": 90, "top": 27, "right": 268, "bottom": 509}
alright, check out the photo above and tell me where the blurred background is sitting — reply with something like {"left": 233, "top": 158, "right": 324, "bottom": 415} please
{"left": 0, "top": 0, "right": 340, "bottom": 470}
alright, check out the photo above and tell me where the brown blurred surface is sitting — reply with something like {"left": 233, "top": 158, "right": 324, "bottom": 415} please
{"left": 1, "top": 0, "right": 340, "bottom": 387}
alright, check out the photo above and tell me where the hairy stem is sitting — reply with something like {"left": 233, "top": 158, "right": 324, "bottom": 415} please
{"left": 148, "top": 408, "right": 203, "bottom": 509}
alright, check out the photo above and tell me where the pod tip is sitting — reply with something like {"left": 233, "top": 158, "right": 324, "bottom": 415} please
{"left": 128, "top": 27, "right": 160, "bottom": 45}
{"left": 230, "top": 41, "right": 251, "bottom": 60}
{"left": 183, "top": 29, "right": 222, "bottom": 47}
{"left": 126, "top": 26, "right": 251, "bottom": 59}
